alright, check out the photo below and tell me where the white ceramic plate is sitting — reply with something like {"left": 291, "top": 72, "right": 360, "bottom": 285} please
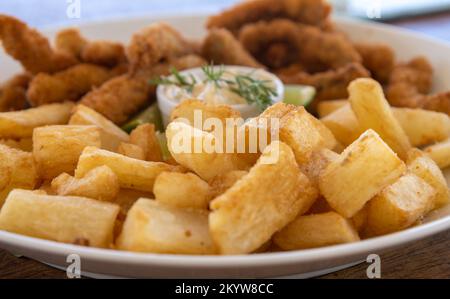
{"left": 0, "top": 14, "right": 449, "bottom": 279}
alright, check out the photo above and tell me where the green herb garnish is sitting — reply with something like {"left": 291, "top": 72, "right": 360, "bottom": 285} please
{"left": 150, "top": 64, "right": 277, "bottom": 111}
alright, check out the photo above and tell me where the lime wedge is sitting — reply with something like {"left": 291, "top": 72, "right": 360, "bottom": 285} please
{"left": 122, "top": 103, "right": 163, "bottom": 133}
{"left": 283, "top": 85, "right": 316, "bottom": 107}
{"left": 156, "top": 132, "right": 172, "bottom": 162}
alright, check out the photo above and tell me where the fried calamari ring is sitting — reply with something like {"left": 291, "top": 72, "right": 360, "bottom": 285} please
{"left": 201, "top": 28, "right": 263, "bottom": 68}
{"left": 207, "top": 0, "right": 331, "bottom": 34}
{"left": 126, "top": 22, "right": 196, "bottom": 72}
{"left": 387, "top": 57, "right": 450, "bottom": 115}
{"left": 26, "top": 63, "right": 127, "bottom": 106}
{"left": 80, "top": 55, "right": 206, "bottom": 124}
{"left": 0, "top": 15, "right": 77, "bottom": 74}
{"left": 0, "top": 73, "right": 31, "bottom": 111}
{"left": 354, "top": 42, "right": 396, "bottom": 84}
{"left": 278, "top": 62, "right": 370, "bottom": 103}
{"left": 239, "top": 19, "right": 361, "bottom": 71}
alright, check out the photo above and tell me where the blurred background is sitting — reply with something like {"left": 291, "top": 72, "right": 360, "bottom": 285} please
{"left": 0, "top": 0, "right": 450, "bottom": 40}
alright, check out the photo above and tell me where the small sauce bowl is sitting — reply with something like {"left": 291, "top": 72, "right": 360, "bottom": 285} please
{"left": 156, "top": 65, "right": 285, "bottom": 126}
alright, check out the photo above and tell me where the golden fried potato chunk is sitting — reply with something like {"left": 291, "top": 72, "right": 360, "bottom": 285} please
{"left": 349, "top": 78, "right": 411, "bottom": 160}
{"left": 278, "top": 104, "right": 337, "bottom": 165}
{"left": 0, "top": 102, "right": 75, "bottom": 139}
{"left": 75, "top": 147, "right": 182, "bottom": 192}
{"left": 0, "top": 138, "right": 32, "bottom": 152}
{"left": 209, "top": 170, "right": 248, "bottom": 198}
{"left": 0, "top": 189, "right": 119, "bottom": 248}
{"left": 117, "top": 199, "right": 216, "bottom": 254}
{"left": 166, "top": 122, "right": 246, "bottom": 181}
{"left": 69, "top": 104, "right": 130, "bottom": 152}
{"left": 209, "top": 141, "right": 317, "bottom": 254}
{"left": 393, "top": 108, "right": 450, "bottom": 147}
{"left": 365, "top": 173, "right": 435, "bottom": 237}
{"left": 130, "top": 124, "right": 163, "bottom": 162}
{"left": 274, "top": 212, "right": 360, "bottom": 250}
{"left": 322, "top": 104, "right": 450, "bottom": 148}
{"left": 351, "top": 206, "right": 369, "bottom": 233}
{"left": 407, "top": 149, "right": 450, "bottom": 209}
{"left": 300, "top": 148, "right": 339, "bottom": 188}
{"left": 0, "top": 144, "right": 37, "bottom": 206}
{"left": 117, "top": 142, "right": 145, "bottom": 160}
{"left": 154, "top": 172, "right": 211, "bottom": 210}
{"left": 317, "top": 99, "right": 348, "bottom": 118}
{"left": 320, "top": 104, "right": 364, "bottom": 147}
{"left": 51, "top": 165, "right": 119, "bottom": 202}
{"left": 424, "top": 139, "right": 450, "bottom": 169}
{"left": 33, "top": 125, "right": 102, "bottom": 180}
{"left": 319, "top": 130, "right": 406, "bottom": 218}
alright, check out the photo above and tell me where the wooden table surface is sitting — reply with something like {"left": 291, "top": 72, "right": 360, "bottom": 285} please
{"left": 0, "top": 4, "right": 449, "bottom": 279}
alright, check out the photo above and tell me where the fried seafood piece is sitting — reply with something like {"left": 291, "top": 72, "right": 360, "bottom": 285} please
{"left": 80, "top": 55, "right": 206, "bottom": 124}
{"left": 126, "top": 22, "right": 196, "bottom": 72}
{"left": 239, "top": 19, "right": 361, "bottom": 71}
{"left": 207, "top": 0, "right": 331, "bottom": 33}
{"left": 55, "top": 28, "right": 88, "bottom": 59}
{"left": 0, "top": 15, "right": 77, "bottom": 74}
{"left": 201, "top": 28, "right": 263, "bottom": 68}
{"left": 354, "top": 42, "right": 396, "bottom": 84}
{"left": 387, "top": 57, "right": 450, "bottom": 115}
{"left": 278, "top": 63, "right": 370, "bottom": 102}
{"left": 0, "top": 73, "right": 31, "bottom": 111}
{"left": 26, "top": 63, "right": 126, "bottom": 106}
{"left": 81, "top": 41, "right": 127, "bottom": 67}
{"left": 56, "top": 28, "right": 127, "bottom": 67}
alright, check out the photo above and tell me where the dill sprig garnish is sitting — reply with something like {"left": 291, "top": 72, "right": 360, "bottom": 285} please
{"left": 150, "top": 67, "right": 197, "bottom": 92}
{"left": 150, "top": 64, "right": 277, "bottom": 111}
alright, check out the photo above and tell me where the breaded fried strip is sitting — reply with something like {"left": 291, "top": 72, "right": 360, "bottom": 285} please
{"left": 55, "top": 28, "right": 88, "bottom": 59}
{"left": 27, "top": 63, "right": 126, "bottom": 106}
{"left": 56, "top": 28, "right": 126, "bottom": 67}
{"left": 126, "top": 22, "right": 195, "bottom": 72}
{"left": 278, "top": 63, "right": 370, "bottom": 102}
{"left": 207, "top": 0, "right": 331, "bottom": 33}
{"left": 387, "top": 57, "right": 449, "bottom": 115}
{"left": 0, "top": 73, "right": 31, "bottom": 111}
{"left": 201, "top": 28, "right": 263, "bottom": 68}
{"left": 81, "top": 41, "right": 127, "bottom": 67}
{"left": 81, "top": 55, "right": 206, "bottom": 124}
{"left": 0, "top": 15, "right": 77, "bottom": 74}
{"left": 354, "top": 42, "right": 396, "bottom": 83}
{"left": 239, "top": 19, "right": 361, "bottom": 71}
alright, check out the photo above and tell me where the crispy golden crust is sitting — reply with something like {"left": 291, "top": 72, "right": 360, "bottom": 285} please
{"left": 0, "top": 73, "right": 31, "bottom": 111}
{"left": 26, "top": 64, "right": 126, "bottom": 106}
{"left": 354, "top": 42, "right": 396, "bottom": 84}
{"left": 56, "top": 28, "right": 127, "bottom": 67}
{"left": 207, "top": 0, "right": 331, "bottom": 33}
{"left": 55, "top": 28, "right": 88, "bottom": 59}
{"left": 239, "top": 19, "right": 361, "bottom": 71}
{"left": 81, "top": 41, "right": 127, "bottom": 67}
{"left": 201, "top": 28, "right": 263, "bottom": 68}
{"left": 126, "top": 22, "right": 195, "bottom": 72}
{"left": 387, "top": 57, "right": 449, "bottom": 115}
{"left": 278, "top": 62, "right": 370, "bottom": 102}
{"left": 0, "top": 15, "right": 77, "bottom": 74}
{"left": 80, "top": 55, "right": 206, "bottom": 124}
